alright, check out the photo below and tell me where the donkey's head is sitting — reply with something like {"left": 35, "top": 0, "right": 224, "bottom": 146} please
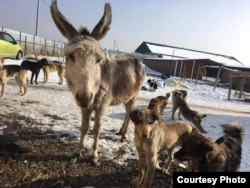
{"left": 50, "top": 0, "right": 111, "bottom": 108}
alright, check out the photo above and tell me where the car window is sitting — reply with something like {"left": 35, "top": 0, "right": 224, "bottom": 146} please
{"left": 0, "top": 32, "right": 4, "bottom": 40}
{"left": 2, "top": 33, "right": 16, "bottom": 43}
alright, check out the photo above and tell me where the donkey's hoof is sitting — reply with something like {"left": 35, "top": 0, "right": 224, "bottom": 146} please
{"left": 79, "top": 147, "right": 88, "bottom": 158}
{"left": 91, "top": 157, "right": 100, "bottom": 166}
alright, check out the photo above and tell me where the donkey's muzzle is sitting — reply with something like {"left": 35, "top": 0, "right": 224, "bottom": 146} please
{"left": 75, "top": 92, "right": 93, "bottom": 108}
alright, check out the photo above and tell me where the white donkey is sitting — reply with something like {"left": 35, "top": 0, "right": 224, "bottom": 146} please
{"left": 50, "top": 0, "right": 145, "bottom": 165}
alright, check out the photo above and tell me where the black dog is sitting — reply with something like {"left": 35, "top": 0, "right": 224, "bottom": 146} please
{"left": 147, "top": 79, "right": 158, "bottom": 90}
{"left": 21, "top": 58, "right": 49, "bottom": 84}
{"left": 174, "top": 122, "right": 245, "bottom": 171}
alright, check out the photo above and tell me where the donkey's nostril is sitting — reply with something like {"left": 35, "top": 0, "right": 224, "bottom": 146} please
{"left": 75, "top": 92, "right": 93, "bottom": 108}
{"left": 76, "top": 92, "right": 80, "bottom": 101}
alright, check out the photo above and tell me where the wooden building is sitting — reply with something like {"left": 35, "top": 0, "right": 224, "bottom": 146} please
{"left": 135, "top": 41, "right": 250, "bottom": 100}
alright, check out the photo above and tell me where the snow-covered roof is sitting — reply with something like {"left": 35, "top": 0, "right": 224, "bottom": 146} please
{"left": 135, "top": 42, "right": 248, "bottom": 68}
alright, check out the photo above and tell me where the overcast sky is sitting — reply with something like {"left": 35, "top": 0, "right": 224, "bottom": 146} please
{"left": 0, "top": 0, "right": 250, "bottom": 65}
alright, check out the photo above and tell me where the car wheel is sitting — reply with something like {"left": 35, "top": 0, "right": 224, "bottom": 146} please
{"left": 16, "top": 51, "right": 23, "bottom": 60}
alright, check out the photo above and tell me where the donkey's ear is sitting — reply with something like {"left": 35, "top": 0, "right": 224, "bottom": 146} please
{"left": 50, "top": 0, "right": 78, "bottom": 40}
{"left": 91, "top": 3, "right": 112, "bottom": 41}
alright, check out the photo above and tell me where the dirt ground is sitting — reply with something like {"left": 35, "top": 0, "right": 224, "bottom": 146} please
{"left": 0, "top": 112, "right": 182, "bottom": 188}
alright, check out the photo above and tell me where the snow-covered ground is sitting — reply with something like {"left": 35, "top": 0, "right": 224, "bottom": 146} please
{"left": 1, "top": 58, "right": 250, "bottom": 172}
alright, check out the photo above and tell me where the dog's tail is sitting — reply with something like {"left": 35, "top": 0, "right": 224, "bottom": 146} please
{"left": 221, "top": 122, "right": 245, "bottom": 144}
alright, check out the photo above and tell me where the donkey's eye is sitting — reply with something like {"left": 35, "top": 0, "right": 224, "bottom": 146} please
{"left": 68, "top": 54, "right": 75, "bottom": 62}
{"left": 96, "top": 58, "right": 101, "bottom": 64}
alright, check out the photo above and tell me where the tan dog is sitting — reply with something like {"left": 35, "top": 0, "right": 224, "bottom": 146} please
{"left": 171, "top": 89, "right": 187, "bottom": 110}
{"left": 147, "top": 92, "right": 171, "bottom": 115}
{"left": 42, "top": 61, "right": 65, "bottom": 84}
{"left": 172, "top": 90, "right": 207, "bottom": 133}
{"left": 174, "top": 123, "right": 245, "bottom": 171}
{"left": 0, "top": 58, "right": 28, "bottom": 99}
{"left": 130, "top": 109, "right": 193, "bottom": 188}
{"left": 156, "top": 92, "right": 171, "bottom": 114}
{"left": 147, "top": 98, "right": 162, "bottom": 114}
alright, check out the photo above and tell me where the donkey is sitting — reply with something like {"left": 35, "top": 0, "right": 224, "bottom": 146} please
{"left": 50, "top": 0, "right": 145, "bottom": 165}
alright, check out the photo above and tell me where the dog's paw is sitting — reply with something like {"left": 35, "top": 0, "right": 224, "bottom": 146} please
{"left": 162, "top": 168, "right": 171, "bottom": 174}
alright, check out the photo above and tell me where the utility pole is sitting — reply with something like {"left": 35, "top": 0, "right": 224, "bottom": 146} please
{"left": 35, "top": 0, "right": 40, "bottom": 36}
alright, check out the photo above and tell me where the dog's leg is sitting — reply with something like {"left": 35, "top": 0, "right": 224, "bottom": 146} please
{"left": 178, "top": 111, "right": 182, "bottom": 120}
{"left": 132, "top": 151, "right": 146, "bottom": 186}
{"left": 30, "top": 72, "right": 34, "bottom": 84}
{"left": 57, "top": 70, "right": 62, "bottom": 84}
{"left": 0, "top": 83, "right": 6, "bottom": 99}
{"left": 143, "top": 154, "right": 158, "bottom": 188}
{"left": 116, "top": 97, "right": 135, "bottom": 142}
{"left": 172, "top": 105, "right": 178, "bottom": 120}
{"left": 45, "top": 70, "right": 49, "bottom": 84}
{"left": 15, "top": 76, "right": 22, "bottom": 94}
{"left": 35, "top": 71, "right": 39, "bottom": 84}
{"left": 162, "top": 148, "right": 175, "bottom": 174}
{"left": 20, "top": 71, "right": 28, "bottom": 96}
{"left": 160, "top": 102, "right": 167, "bottom": 115}
{"left": 43, "top": 68, "right": 47, "bottom": 83}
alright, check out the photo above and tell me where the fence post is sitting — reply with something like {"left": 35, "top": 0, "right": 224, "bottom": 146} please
{"left": 25, "top": 36, "right": 28, "bottom": 56}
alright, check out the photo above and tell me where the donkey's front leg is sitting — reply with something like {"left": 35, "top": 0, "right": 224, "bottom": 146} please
{"left": 117, "top": 97, "right": 135, "bottom": 142}
{"left": 78, "top": 108, "right": 92, "bottom": 157}
{"left": 91, "top": 105, "right": 108, "bottom": 165}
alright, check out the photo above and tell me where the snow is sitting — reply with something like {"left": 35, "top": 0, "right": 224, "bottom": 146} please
{"left": 1, "top": 58, "right": 250, "bottom": 172}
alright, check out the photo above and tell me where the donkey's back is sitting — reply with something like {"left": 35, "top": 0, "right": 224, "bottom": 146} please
{"left": 107, "top": 54, "right": 145, "bottom": 105}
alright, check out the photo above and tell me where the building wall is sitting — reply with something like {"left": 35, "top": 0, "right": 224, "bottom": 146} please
{"left": 143, "top": 58, "right": 221, "bottom": 81}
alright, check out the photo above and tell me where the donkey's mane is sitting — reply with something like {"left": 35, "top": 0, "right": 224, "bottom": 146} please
{"left": 78, "top": 25, "right": 90, "bottom": 36}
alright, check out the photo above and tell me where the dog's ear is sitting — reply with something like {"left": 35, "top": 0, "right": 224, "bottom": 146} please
{"left": 151, "top": 111, "right": 162, "bottom": 123}
{"left": 174, "top": 92, "right": 181, "bottom": 98}
{"left": 130, "top": 109, "right": 141, "bottom": 124}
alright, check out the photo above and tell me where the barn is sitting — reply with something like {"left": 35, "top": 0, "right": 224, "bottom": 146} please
{"left": 134, "top": 41, "right": 250, "bottom": 100}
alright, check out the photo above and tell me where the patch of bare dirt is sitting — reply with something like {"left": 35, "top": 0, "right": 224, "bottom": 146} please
{"left": 0, "top": 113, "right": 181, "bottom": 188}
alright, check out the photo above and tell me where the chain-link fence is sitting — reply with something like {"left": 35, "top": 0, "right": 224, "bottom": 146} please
{"left": 1, "top": 26, "right": 66, "bottom": 58}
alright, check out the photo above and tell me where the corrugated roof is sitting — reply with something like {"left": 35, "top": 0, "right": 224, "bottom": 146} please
{"left": 135, "top": 41, "right": 247, "bottom": 68}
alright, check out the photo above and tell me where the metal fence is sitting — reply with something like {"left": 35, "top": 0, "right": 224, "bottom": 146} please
{"left": 1, "top": 26, "right": 66, "bottom": 57}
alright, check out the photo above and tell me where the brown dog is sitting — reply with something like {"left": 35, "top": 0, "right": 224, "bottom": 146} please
{"left": 172, "top": 89, "right": 207, "bottom": 133}
{"left": 156, "top": 92, "right": 171, "bottom": 115}
{"left": 42, "top": 61, "right": 65, "bottom": 85}
{"left": 147, "top": 98, "right": 162, "bottom": 114}
{"left": 147, "top": 92, "right": 171, "bottom": 115}
{"left": 171, "top": 89, "right": 187, "bottom": 111}
{"left": 0, "top": 58, "right": 28, "bottom": 99}
{"left": 130, "top": 109, "right": 193, "bottom": 188}
{"left": 174, "top": 122, "right": 245, "bottom": 171}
